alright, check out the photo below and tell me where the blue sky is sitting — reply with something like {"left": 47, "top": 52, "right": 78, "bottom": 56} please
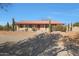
{"left": 0, "top": 3, "right": 79, "bottom": 25}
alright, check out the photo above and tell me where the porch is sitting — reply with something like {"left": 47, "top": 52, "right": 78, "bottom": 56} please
{"left": 16, "top": 24, "right": 50, "bottom": 31}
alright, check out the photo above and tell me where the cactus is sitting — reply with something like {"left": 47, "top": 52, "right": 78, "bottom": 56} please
{"left": 12, "top": 18, "right": 16, "bottom": 31}
{"left": 48, "top": 19, "right": 52, "bottom": 33}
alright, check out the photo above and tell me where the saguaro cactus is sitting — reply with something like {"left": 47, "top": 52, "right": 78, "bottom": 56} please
{"left": 68, "top": 24, "right": 70, "bottom": 32}
{"left": 70, "top": 22, "right": 73, "bottom": 31}
{"left": 12, "top": 18, "right": 16, "bottom": 31}
{"left": 6, "top": 22, "right": 10, "bottom": 31}
{"left": 48, "top": 18, "right": 52, "bottom": 33}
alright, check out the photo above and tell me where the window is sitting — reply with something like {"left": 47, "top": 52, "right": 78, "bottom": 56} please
{"left": 29, "top": 25, "right": 32, "bottom": 28}
{"left": 41, "top": 25, "right": 44, "bottom": 28}
{"left": 25, "top": 25, "right": 28, "bottom": 27}
{"left": 19, "top": 25, "right": 24, "bottom": 28}
{"left": 45, "top": 24, "right": 49, "bottom": 28}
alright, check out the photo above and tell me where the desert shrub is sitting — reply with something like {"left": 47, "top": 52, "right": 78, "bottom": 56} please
{"left": 0, "top": 25, "right": 3, "bottom": 30}
{"left": 32, "top": 27, "right": 36, "bottom": 31}
{"left": 54, "top": 25, "right": 66, "bottom": 32}
{"left": 73, "top": 22, "right": 79, "bottom": 27}
{"left": 3, "top": 25, "right": 12, "bottom": 31}
{"left": 25, "top": 28, "right": 28, "bottom": 31}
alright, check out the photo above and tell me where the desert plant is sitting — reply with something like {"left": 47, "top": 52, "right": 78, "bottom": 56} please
{"left": 0, "top": 25, "right": 3, "bottom": 30}
{"left": 6, "top": 22, "right": 10, "bottom": 31}
{"left": 48, "top": 19, "right": 52, "bottom": 33}
{"left": 73, "top": 22, "right": 79, "bottom": 27}
{"left": 12, "top": 18, "right": 16, "bottom": 31}
{"left": 32, "top": 27, "right": 36, "bottom": 31}
{"left": 68, "top": 24, "right": 70, "bottom": 31}
{"left": 25, "top": 27, "right": 28, "bottom": 31}
{"left": 2, "top": 22, "right": 10, "bottom": 31}
{"left": 70, "top": 23, "right": 73, "bottom": 31}
{"left": 54, "top": 25, "right": 66, "bottom": 32}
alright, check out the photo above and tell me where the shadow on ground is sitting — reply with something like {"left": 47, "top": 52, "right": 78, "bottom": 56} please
{"left": 0, "top": 33, "right": 79, "bottom": 56}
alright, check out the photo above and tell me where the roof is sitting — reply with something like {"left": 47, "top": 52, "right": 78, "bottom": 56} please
{"left": 16, "top": 20, "right": 64, "bottom": 25}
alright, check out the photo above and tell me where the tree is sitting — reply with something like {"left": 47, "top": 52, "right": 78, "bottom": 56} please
{"left": 12, "top": 18, "right": 16, "bottom": 31}
{"left": 0, "top": 3, "right": 12, "bottom": 12}
{"left": 0, "top": 3, "right": 12, "bottom": 29}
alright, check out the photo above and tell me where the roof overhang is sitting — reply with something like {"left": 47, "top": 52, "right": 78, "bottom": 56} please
{"left": 16, "top": 21, "right": 64, "bottom": 25}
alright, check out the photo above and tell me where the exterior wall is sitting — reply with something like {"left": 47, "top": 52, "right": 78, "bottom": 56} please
{"left": 16, "top": 25, "right": 19, "bottom": 30}
{"left": 16, "top": 26, "right": 32, "bottom": 31}
{"left": 28, "top": 28, "right": 32, "bottom": 31}
{"left": 16, "top": 25, "right": 26, "bottom": 31}
{"left": 16, "top": 24, "right": 58, "bottom": 32}
{"left": 40, "top": 27, "right": 46, "bottom": 31}
{"left": 16, "top": 25, "right": 47, "bottom": 31}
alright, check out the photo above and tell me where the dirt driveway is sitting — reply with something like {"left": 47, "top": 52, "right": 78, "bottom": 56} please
{"left": 0, "top": 31, "right": 37, "bottom": 44}
{"left": 0, "top": 31, "right": 79, "bottom": 44}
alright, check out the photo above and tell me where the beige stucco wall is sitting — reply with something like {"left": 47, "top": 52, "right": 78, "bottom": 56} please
{"left": 40, "top": 28, "right": 45, "bottom": 31}
{"left": 16, "top": 27, "right": 32, "bottom": 31}
{"left": 16, "top": 25, "right": 52, "bottom": 32}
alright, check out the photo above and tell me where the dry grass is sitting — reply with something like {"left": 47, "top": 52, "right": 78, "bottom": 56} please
{"left": 59, "top": 31, "right": 79, "bottom": 39}
{"left": 58, "top": 31, "right": 79, "bottom": 47}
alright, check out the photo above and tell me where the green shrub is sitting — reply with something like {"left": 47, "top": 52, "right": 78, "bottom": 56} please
{"left": 73, "top": 22, "right": 79, "bottom": 27}
{"left": 25, "top": 28, "right": 28, "bottom": 31}
{"left": 0, "top": 25, "right": 3, "bottom": 30}
{"left": 54, "top": 25, "right": 66, "bottom": 32}
{"left": 32, "top": 27, "right": 36, "bottom": 31}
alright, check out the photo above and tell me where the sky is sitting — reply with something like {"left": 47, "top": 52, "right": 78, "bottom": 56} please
{"left": 0, "top": 3, "right": 79, "bottom": 25}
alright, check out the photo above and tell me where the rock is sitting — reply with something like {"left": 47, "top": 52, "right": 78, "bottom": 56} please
{"left": 57, "top": 50, "right": 73, "bottom": 56}
{"left": 0, "top": 53, "right": 10, "bottom": 56}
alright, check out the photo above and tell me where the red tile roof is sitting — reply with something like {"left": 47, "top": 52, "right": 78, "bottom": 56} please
{"left": 16, "top": 20, "right": 64, "bottom": 25}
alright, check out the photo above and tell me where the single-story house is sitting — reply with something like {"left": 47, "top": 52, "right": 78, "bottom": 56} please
{"left": 16, "top": 20, "right": 64, "bottom": 32}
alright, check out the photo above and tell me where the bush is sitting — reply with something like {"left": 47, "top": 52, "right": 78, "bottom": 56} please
{"left": 73, "top": 22, "right": 79, "bottom": 27}
{"left": 25, "top": 28, "right": 28, "bottom": 31}
{"left": 0, "top": 25, "right": 3, "bottom": 30}
{"left": 54, "top": 25, "right": 66, "bottom": 32}
{"left": 32, "top": 27, "right": 36, "bottom": 31}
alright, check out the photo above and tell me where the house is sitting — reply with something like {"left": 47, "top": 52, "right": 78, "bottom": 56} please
{"left": 16, "top": 20, "right": 64, "bottom": 32}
